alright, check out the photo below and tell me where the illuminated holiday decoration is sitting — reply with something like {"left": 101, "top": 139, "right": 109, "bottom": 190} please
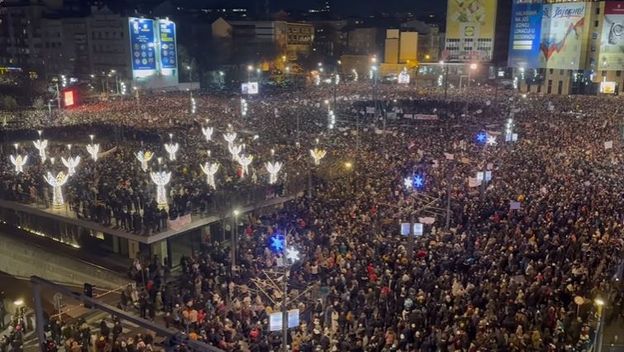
{"left": 61, "top": 156, "right": 80, "bottom": 176}
{"left": 269, "top": 233, "right": 285, "bottom": 253}
{"left": 10, "top": 154, "right": 28, "bottom": 174}
{"left": 135, "top": 151, "right": 154, "bottom": 172}
{"left": 265, "top": 161, "right": 283, "bottom": 184}
{"left": 224, "top": 132, "right": 237, "bottom": 148}
{"left": 285, "top": 247, "right": 300, "bottom": 263}
{"left": 238, "top": 154, "right": 253, "bottom": 178}
{"left": 229, "top": 144, "right": 242, "bottom": 161}
{"left": 476, "top": 131, "right": 487, "bottom": 144}
{"left": 200, "top": 162, "right": 220, "bottom": 189}
{"left": 150, "top": 171, "right": 171, "bottom": 210}
{"left": 486, "top": 135, "right": 497, "bottom": 146}
{"left": 164, "top": 142, "right": 179, "bottom": 161}
{"left": 33, "top": 139, "right": 48, "bottom": 163}
{"left": 202, "top": 126, "right": 214, "bottom": 142}
{"left": 241, "top": 98, "right": 248, "bottom": 117}
{"left": 86, "top": 135, "right": 99, "bottom": 161}
{"left": 309, "top": 148, "right": 326, "bottom": 165}
{"left": 44, "top": 171, "right": 69, "bottom": 207}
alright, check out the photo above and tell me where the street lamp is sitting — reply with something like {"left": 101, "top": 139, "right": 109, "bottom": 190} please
{"left": 594, "top": 297, "right": 606, "bottom": 352}
{"left": 231, "top": 209, "right": 241, "bottom": 272}
{"left": 468, "top": 63, "right": 478, "bottom": 89}
{"left": 186, "top": 65, "right": 192, "bottom": 82}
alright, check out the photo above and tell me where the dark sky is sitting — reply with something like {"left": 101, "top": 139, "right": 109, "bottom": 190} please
{"left": 200, "top": 0, "right": 446, "bottom": 17}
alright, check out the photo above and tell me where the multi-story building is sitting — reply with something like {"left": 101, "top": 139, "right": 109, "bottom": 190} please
{"left": 444, "top": 0, "right": 499, "bottom": 62}
{"left": 0, "top": 0, "right": 47, "bottom": 69}
{"left": 507, "top": 0, "right": 624, "bottom": 95}
{"left": 87, "top": 6, "right": 130, "bottom": 79}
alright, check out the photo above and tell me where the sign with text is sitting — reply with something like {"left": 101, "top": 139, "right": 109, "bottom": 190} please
{"left": 129, "top": 18, "right": 156, "bottom": 72}
{"left": 158, "top": 20, "right": 177, "bottom": 69}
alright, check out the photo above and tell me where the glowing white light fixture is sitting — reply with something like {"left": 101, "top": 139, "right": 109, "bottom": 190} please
{"left": 61, "top": 156, "right": 80, "bottom": 176}
{"left": 86, "top": 135, "right": 99, "bottom": 161}
{"left": 150, "top": 171, "right": 171, "bottom": 210}
{"left": 403, "top": 177, "right": 413, "bottom": 189}
{"left": 238, "top": 154, "right": 253, "bottom": 178}
{"left": 224, "top": 132, "right": 237, "bottom": 148}
{"left": 44, "top": 171, "right": 69, "bottom": 207}
{"left": 229, "top": 144, "right": 242, "bottom": 161}
{"left": 164, "top": 142, "right": 179, "bottom": 161}
{"left": 33, "top": 139, "right": 48, "bottom": 163}
{"left": 486, "top": 135, "right": 497, "bottom": 146}
{"left": 135, "top": 150, "right": 154, "bottom": 172}
{"left": 10, "top": 154, "right": 28, "bottom": 174}
{"left": 309, "top": 148, "right": 326, "bottom": 165}
{"left": 202, "top": 126, "right": 214, "bottom": 142}
{"left": 200, "top": 161, "right": 220, "bottom": 189}
{"left": 285, "top": 247, "right": 300, "bottom": 263}
{"left": 265, "top": 161, "right": 283, "bottom": 184}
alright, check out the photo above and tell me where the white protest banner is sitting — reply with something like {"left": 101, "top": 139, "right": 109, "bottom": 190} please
{"left": 444, "top": 153, "right": 454, "bottom": 160}
{"left": 419, "top": 217, "right": 436, "bottom": 225}
{"left": 605, "top": 141, "right": 613, "bottom": 149}
{"left": 413, "top": 223, "right": 423, "bottom": 236}
{"left": 468, "top": 177, "right": 481, "bottom": 188}
{"left": 510, "top": 201, "right": 521, "bottom": 210}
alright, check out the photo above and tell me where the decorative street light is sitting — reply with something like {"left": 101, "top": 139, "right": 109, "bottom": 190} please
{"left": 202, "top": 126, "right": 214, "bottom": 142}
{"left": 229, "top": 144, "right": 242, "bottom": 161}
{"left": 200, "top": 161, "right": 219, "bottom": 189}
{"left": 224, "top": 132, "right": 237, "bottom": 149}
{"left": 86, "top": 134, "right": 100, "bottom": 161}
{"left": 10, "top": 154, "right": 28, "bottom": 174}
{"left": 265, "top": 161, "right": 283, "bottom": 184}
{"left": 164, "top": 134, "right": 179, "bottom": 161}
{"left": 309, "top": 148, "right": 326, "bottom": 166}
{"left": 150, "top": 171, "right": 171, "bottom": 210}
{"left": 33, "top": 138, "right": 48, "bottom": 163}
{"left": 238, "top": 154, "right": 253, "bottom": 178}
{"left": 44, "top": 171, "right": 69, "bottom": 208}
{"left": 135, "top": 150, "right": 153, "bottom": 172}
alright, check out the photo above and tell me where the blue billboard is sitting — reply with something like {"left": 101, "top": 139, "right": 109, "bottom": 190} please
{"left": 129, "top": 18, "right": 156, "bottom": 72}
{"left": 508, "top": 1, "right": 543, "bottom": 68}
{"left": 158, "top": 20, "right": 177, "bottom": 69}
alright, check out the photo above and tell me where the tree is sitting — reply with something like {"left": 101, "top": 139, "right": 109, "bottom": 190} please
{"left": 32, "top": 97, "right": 45, "bottom": 110}
{"left": 1, "top": 96, "right": 18, "bottom": 111}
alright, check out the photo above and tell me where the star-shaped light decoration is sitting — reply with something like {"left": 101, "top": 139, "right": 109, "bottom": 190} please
{"left": 476, "top": 131, "right": 487, "bottom": 144}
{"left": 269, "top": 234, "right": 285, "bottom": 253}
{"left": 285, "top": 247, "right": 300, "bottom": 263}
{"left": 412, "top": 174, "right": 424, "bottom": 189}
{"left": 403, "top": 177, "right": 413, "bottom": 190}
{"left": 486, "top": 135, "right": 497, "bottom": 146}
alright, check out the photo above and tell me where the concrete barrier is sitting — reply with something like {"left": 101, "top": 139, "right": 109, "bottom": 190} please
{"left": 0, "top": 232, "right": 129, "bottom": 290}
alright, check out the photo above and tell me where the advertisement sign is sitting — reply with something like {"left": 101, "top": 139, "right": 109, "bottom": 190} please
{"left": 599, "top": 2, "right": 624, "bottom": 70}
{"left": 158, "top": 20, "right": 177, "bottom": 70}
{"left": 446, "top": 0, "right": 498, "bottom": 61}
{"left": 241, "top": 82, "right": 259, "bottom": 95}
{"left": 508, "top": 0, "right": 543, "bottom": 68}
{"left": 129, "top": 18, "right": 156, "bottom": 72}
{"left": 269, "top": 310, "right": 299, "bottom": 331}
{"left": 539, "top": 3, "right": 586, "bottom": 69}
{"left": 600, "top": 81, "right": 617, "bottom": 94}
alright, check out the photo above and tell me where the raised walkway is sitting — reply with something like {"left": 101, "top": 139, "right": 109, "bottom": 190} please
{"left": 0, "top": 195, "right": 295, "bottom": 244}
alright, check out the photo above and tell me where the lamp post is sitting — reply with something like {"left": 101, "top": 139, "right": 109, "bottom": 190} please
{"left": 186, "top": 65, "right": 192, "bottom": 82}
{"left": 281, "top": 245, "right": 300, "bottom": 352}
{"left": 231, "top": 209, "right": 241, "bottom": 273}
{"left": 595, "top": 298, "right": 605, "bottom": 352}
{"left": 467, "top": 63, "right": 478, "bottom": 89}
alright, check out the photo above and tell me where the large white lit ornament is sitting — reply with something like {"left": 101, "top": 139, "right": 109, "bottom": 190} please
{"left": 33, "top": 139, "right": 48, "bottom": 163}
{"left": 265, "top": 161, "right": 283, "bottom": 184}
{"left": 238, "top": 154, "right": 253, "bottom": 178}
{"left": 486, "top": 135, "right": 497, "bottom": 146}
{"left": 44, "top": 171, "right": 69, "bottom": 207}
{"left": 309, "top": 148, "right": 326, "bottom": 166}
{"left": 200, "top": 162, "right": 220, "bottom": 189}
{"left": 86, "top": 144, "right": 100, "bottom": 161}
{"left": 164, "top": 142, "right": 179, "bottom": 161}
{"left": 229, "top": 144, "right": 242, "bottom": 161}
{"left": 403, "top": 177, "right": 413, "bottom": 190}
{"left": 202, "top": 126, "right": 214, "bottom": 142}
{"left": 10, "top": 154, "right": 28, "bottom": 174}
{"left": 285, "top": 247, "right": 300, "bottom": 263}
{"left": 135, "top": 150, "right": 154, "bottom": 172}
{"left": 224, "top": 132, "right": 237, "bottom": 148}
{"left": 150, "top": 171, "right": 171, "bottom": 210}
{"left": 61, "top": 156, "right": 81, "bottom": 176}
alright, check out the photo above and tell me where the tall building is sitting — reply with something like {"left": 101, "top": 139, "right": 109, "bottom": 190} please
{"left": 444, "top": 0, "right": 498, "bottom": 62}
{"left": 0, "top": 1, "right": 48, "bottom": 69}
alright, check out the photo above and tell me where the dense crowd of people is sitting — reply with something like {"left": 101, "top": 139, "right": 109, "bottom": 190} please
{"left": 2, "top": 82, "right": 624, "bottom": 351}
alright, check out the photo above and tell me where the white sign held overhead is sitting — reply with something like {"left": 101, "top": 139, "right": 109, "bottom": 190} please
{"left": 269, "top": 310, "right": 300, "bottom": 331}
{"left": 605, "top": 141, "right": 613, "bottom": 149}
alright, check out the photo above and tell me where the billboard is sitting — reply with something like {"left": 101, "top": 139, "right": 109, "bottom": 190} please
{"left": 158, "top": 20, "right": 177, "bottom": 70}
{"left": 539, "top": 3, "right": 586, "bottom": 69}
{"left": 241, "top": 82, "right": 259, "bottom": 95}
{"left": 599, "top": 2, "right": 624, "bottom": 70}
{"left": 508, "top": 1, "right": 543, "bottom": 68}
{"left": 129, "top": 18, "right": 156, "bottom": 75}
{"left": 600, "top": 81, "right": 617, "bottom": 94}
{"left": 446, "top": 0, "right": 497, "bottom": 61}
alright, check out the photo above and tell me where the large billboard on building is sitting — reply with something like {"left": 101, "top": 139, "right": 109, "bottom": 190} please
{"left": 129, "top": 18, "right": 156, "bottom": 76}
{"left": 599, "top": 1, "right": 624, "bottom": 70}
{"left": 539, "top": 3, "right": 586, "bottom": 69}
{"left": 128, "top": 17, "right": 179, "bottom": 87}
{"left": 508, "top": 0, "right": 543, "bottom": 68}
{"left": 445, "top": 0, "right": 497, "bottom": 61}
{"left": 158, "top": 20, "right": 177, "bottom": 70}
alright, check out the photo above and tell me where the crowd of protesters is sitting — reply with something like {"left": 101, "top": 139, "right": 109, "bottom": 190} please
{"left": 2, "top": 82, "right": 624, "bottom": 351}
